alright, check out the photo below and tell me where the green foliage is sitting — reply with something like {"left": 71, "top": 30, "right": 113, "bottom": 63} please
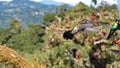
{"left": 43, "top": 13, "right": 56, "bottom": 23}
{"left": 9, "top": 19, "right": 22, "bottom": 34}
{"left": 64, "top": 2, "right": 94, "bottom": 18}
{"left": 56, "top": 4, "right": 70, "bottom": 14}
{"left": 92, "top": 0, "right": 97, "bottom": 5}
{"left": 0, "top": 28, "right": 11, "bottom": 43}
{"left": 0, "top": 2, "right": 120, "bottom": 68}
{"left": 72, "top": 2, "right": 94, "bottom": 12}
{"left": 7, "top": 24, "right": 45, "bottom": 54}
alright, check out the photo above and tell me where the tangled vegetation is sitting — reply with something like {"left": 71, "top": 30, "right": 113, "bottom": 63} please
{"left": 0, "top": 1, "right": 120, "bottom": 68}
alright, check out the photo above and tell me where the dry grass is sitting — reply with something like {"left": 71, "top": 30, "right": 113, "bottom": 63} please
{"left": 0, "top": 45, "right": 46, "bottom": 68}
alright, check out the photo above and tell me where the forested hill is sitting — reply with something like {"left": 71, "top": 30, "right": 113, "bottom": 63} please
{"left": 0, "top": 0, "right": 57, "bottom": 28}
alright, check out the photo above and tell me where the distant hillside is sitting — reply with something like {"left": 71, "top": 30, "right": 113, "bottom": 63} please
{"left": 0, "top": 0, "right": 57, "bottom": 28}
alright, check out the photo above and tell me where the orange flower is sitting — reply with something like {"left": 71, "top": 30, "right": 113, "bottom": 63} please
{"left": 75, "top": 54, "right": 83, "bottom": 63}
{"left": 66, "top": 25, "right": 71, "bottom": 29}
{"left": 117, "top": 40, "right": 120, "bottom": 46}
{"left": 117, "top": 40, "right": 120, "bottom": 43}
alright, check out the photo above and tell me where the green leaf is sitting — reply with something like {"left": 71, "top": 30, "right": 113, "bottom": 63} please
{"left": 92, "top": 0, "right": 97, "bottom": 5}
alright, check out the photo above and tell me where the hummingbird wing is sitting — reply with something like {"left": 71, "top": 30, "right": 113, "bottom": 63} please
{"left": 100, "top": 22, "right": 112, "bottom": 28}
{"left": 71, "top": 23, "right": 94, "bottom": 34}
{"left": 82, "top": 26, "right": 102, "bottom": 33}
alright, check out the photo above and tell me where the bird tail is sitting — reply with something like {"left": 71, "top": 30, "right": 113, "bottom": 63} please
{"left": 63, "top": 30, "right": 74, "bottom": 40}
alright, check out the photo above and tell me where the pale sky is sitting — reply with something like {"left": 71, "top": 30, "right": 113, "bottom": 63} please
{"left": 31, "top": 0, "right": 116, "bottom": 6}
{"left": 0, "top": 0, "right": 117, "bottom": 6}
